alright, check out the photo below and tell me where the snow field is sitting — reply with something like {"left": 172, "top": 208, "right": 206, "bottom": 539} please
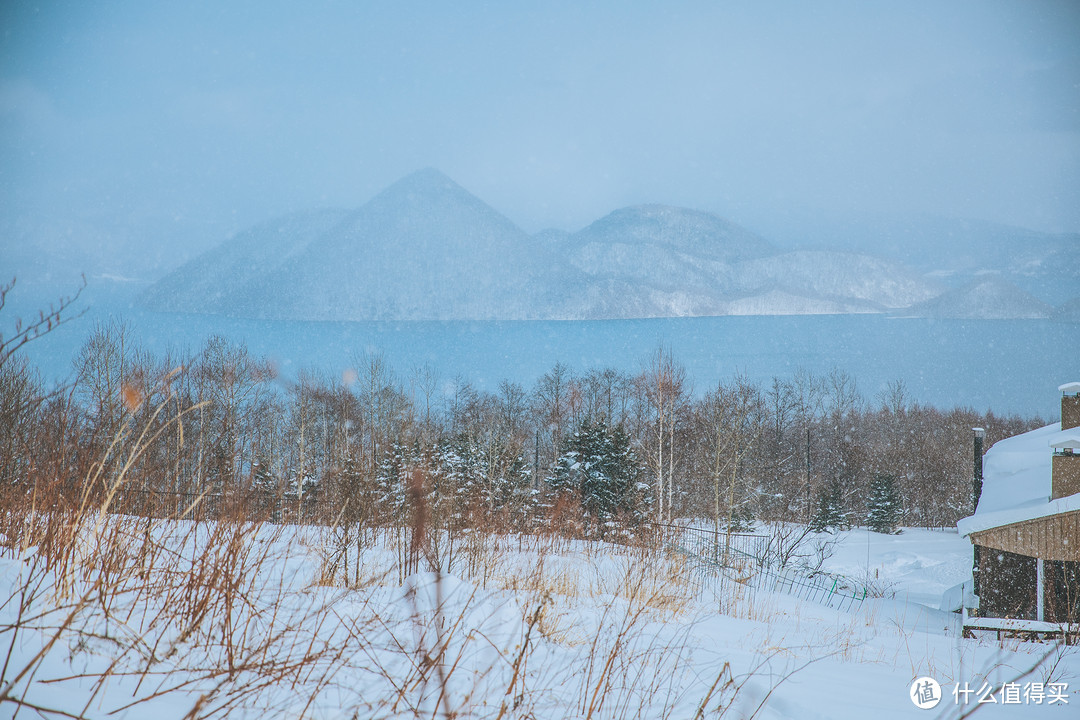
{"left": 0, "top": 516, "right": 1076, "bottom": 718}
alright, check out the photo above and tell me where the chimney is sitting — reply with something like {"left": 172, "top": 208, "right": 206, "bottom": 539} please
{"left": 972, "top": 427, "right": 985, "bottom": 599}
{"left": 1052, "top": 383, "right": 1080, "bottom": 500}
{"left": 972, "top": 427, "right": 985, "bottom": 513}
{"left": 1060, "top": 382, "right": 1080, "bottom": 430}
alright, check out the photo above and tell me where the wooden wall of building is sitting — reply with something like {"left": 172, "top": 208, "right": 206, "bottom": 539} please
{"left": 970, "top": 510, "right": 1080, "bottom": 562}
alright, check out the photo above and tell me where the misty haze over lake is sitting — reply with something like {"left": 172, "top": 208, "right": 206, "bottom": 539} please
{"left": 3, "top": 9, "right": 1080, "bottom": 716}
{"left": 1, "top": 1, "right": 1077, "bottom": 418}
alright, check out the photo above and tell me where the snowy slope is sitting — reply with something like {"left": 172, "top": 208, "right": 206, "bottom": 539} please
{"left": 241, "top": 169, "right": 586, "bottom": 321}
{"left": 141, "top": 208, "right": 351, "bottom": 314}
{"left": 905, "top": 276, "right": 1055, "bottom": 320}
{"left": 732, "top": 251, "right": 941, "bottom": 310}
{"left": 139, "top": 170, "right": 951, "bottom": 321}
{"left": 562, "top": 208, "right": 941, "bottom": 316}
{"left": 4, "top": 523, "right": 1072, "bottom": 719}
{"left": 722, "top": 288, "right": 880, "bottom": 315}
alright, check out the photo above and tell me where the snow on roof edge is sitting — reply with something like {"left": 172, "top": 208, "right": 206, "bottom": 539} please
{"left": 973, "top": 423, "right": 1057, "bottom": 516}
{"left": 957, "top": 493, "right": 1080, "bottom": 537}
{"left": 1049, "top": 429, "right": 1080, "bottom": 449}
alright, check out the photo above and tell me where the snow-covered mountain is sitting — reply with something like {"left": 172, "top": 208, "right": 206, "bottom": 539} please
{"left": 253, "top": 170, "right": 593, "bottom": 321}
{"left": 1052, "top": 297, "right": 1080, "bottom": 323}
{"left": 777, "top": 214, "right": 1080, "bottom": 307}
{"left": 559, "top": 209, "right": 940, "bottom": 315}
{"left": 141, "top": 209, "right": 351, "bottom": 316}
{"left": 730, "top": 251, "right": 940, "bottom": 310}
{"left": 141, "top": 169, "right": 961, "bottom": 321}
{"left": 903, "top": 276, "right": 1055, "bottom": 320}
{"left": 559, "top": 205, "right": 767, "bottom": 302}
{"left": 568, "top": 204, "right": 774, "bottom": 264}
{"left": 144, "top": 170, "right": 589, "bottom": 321}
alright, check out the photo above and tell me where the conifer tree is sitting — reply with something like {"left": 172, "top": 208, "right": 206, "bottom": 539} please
{"left": 866, "top": 472, "right": 902, "bottom": 534}
{"left": 433, "top": 433, "right": 533, "bottom": 525}
{"left": 550, "top": 418, "right": 644, "bottom": 525}
{"left": 340, "top": 451, "right": 367, "bottom": 520}
{"left": 811, "top": 477, "right": 849, "bottom": 532}
{"left": 252, "top": 456, "right": 276, "bottom": 495}
{"left": 374, "top": 442, "right": 410, "bottom": 524}
{"left": 251, "top": 456, "right": 278, "bottom": 518}
{"left": 728, "top": 503, "right": 756, "bottom": 533}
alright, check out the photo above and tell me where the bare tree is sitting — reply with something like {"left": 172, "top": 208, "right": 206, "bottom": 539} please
{"left": 580, "top": 367, "right": 633, "bottom": 427}
{"left": 0, "top": 276, "right": 85, "bottom": 372}
{"left": 410, "top": 363, "right": 441, "bottom": 440}
{"left": 762, "top": 377, "right": 799, "bottom": 519}
{"left": 637, "top": 347, "right": 686, "bottom": 522}
{"left": 497, "top": 379, "right": 529, "bottom": 442}
{"left": 192, "top": 336, "right": 276, "bottom": 496}
{"left": 354, "top": 352, "right": 398, "bottom": 472}
{"left": 0, "top": 357, "right": 43, "bottom": 486}
{"left": 533, "top": 361, "right": 575, "bottom": 474}
{"left": 700, "top": 376, "right": 764, "bottom": 541}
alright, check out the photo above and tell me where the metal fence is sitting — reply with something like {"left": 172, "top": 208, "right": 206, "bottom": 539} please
{"left": 655, "top": 523, "right": 768, "bottom": 566}
{"left": 107, "top": 492, "right": 868, "bottom": 612}
{"left": 660, "top": 523, "right": 867, "bottom": 613}
{"left": 108, "top": 487, "right": 334, "bottom": 524}
{"left": 753, "top": 564, "right": 868, "bottom": 612}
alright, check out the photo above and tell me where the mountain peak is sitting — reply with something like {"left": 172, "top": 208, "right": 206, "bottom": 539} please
{"left": 395, "top": 166, "right": 457, "bottom": 188}
{"left": 372, "top": 167, "right": 465, "bottom": 201}
{"left": 574, "top": 203, "right": 775, "bottom": 263}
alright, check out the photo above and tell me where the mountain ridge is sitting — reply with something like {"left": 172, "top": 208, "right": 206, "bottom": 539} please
{"left": 902, "top": 276, "right": 1055, "bottom": 320}
{"left": 139, "top": 169, "right": 1066, "bottom": 322}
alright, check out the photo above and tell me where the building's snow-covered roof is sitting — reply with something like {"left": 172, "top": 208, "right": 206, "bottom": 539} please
{"left": 1049, "top": 429, "right": 1080, "bottom": 450}
{"left": 956, "top": 422, "right": 1080, "bottom": 537}
{"left": 957, "top": 494, "right": 1080, "bottom": 537}
{"left": 1057, "top": 381, "right": 1080, "bottom": 394}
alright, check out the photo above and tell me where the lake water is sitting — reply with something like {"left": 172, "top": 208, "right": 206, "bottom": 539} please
{"left": 15, "top": 289, "right": 1077, "bottom": 419}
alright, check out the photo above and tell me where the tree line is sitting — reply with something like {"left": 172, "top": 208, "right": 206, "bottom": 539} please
{"left": 1, "top": 314, "right": 1044, "bottom": 536}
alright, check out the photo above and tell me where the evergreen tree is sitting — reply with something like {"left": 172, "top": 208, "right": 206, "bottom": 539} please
{"left": 866, "top": 472, "right": 902, "bottom": 534}
{"left": 340, "top": 452, "right": 368, "bottom": 521}
{"left": 252, "top": 456, "right": 276, "bottom": 495}
{"left": 251, "top": 456, "right": 279, "bottom": 518}
{"left": 811, "top": 477, "right": 849, "bottom": 532}
{"left": 432, "top": 433, "right": 532, "bottom": 524}
{"left": 728, "top": 503, "right": 756, "bottom": 533}
{"left": 550, "top": 418, "right": 644, "bottom": 525}
{"left": 374, "top": 442, "right": 411, "bottom": 523}
{"left": 287, "top": 469, "right": 318, "bottom": 502}
{"left": 434, "top": 436, "right": 469, "bottom": 522}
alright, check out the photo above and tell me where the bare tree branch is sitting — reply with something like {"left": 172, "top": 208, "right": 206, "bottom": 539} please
{"left": 0, "top": 275, "right": 87, "bottom": 371}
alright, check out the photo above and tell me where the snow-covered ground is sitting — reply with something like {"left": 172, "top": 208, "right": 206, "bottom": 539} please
{"left": 1, "top": 520, "right": 1075, "bottom": 719}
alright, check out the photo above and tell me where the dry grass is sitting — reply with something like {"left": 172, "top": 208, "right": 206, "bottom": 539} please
{"left": 0, "top": 391, "right": 349, "bottom": 718}
{"left": 0, "top": 392, "right": 804, "bottom": 720}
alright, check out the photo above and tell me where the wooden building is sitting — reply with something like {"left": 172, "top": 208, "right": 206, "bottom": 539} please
{"left": 956, "top": 382, "right": 1080, "bottom": 639}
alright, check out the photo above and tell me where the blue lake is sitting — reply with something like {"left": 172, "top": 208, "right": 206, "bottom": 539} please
{"left": 16, "top": 290, "right": 1077, "bottom": 419}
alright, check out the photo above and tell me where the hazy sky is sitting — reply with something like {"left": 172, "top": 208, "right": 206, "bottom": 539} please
{"left": 2, "top": 0, "right": 1079, "bottom": 258}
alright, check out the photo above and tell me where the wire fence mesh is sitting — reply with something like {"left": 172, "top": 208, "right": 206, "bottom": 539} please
{"left": 657, "top": 523, "right": 868, "bottom": 613}
{"left": 107, "top": 487, "right": 332, "bottom": 524}
{"left": 99, "top": 490, "right": 869, "bottom": 611}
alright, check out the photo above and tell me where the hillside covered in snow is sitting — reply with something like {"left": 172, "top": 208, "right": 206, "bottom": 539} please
{"left": 141, "top": 169, "right": 1070, "bottom": 322}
